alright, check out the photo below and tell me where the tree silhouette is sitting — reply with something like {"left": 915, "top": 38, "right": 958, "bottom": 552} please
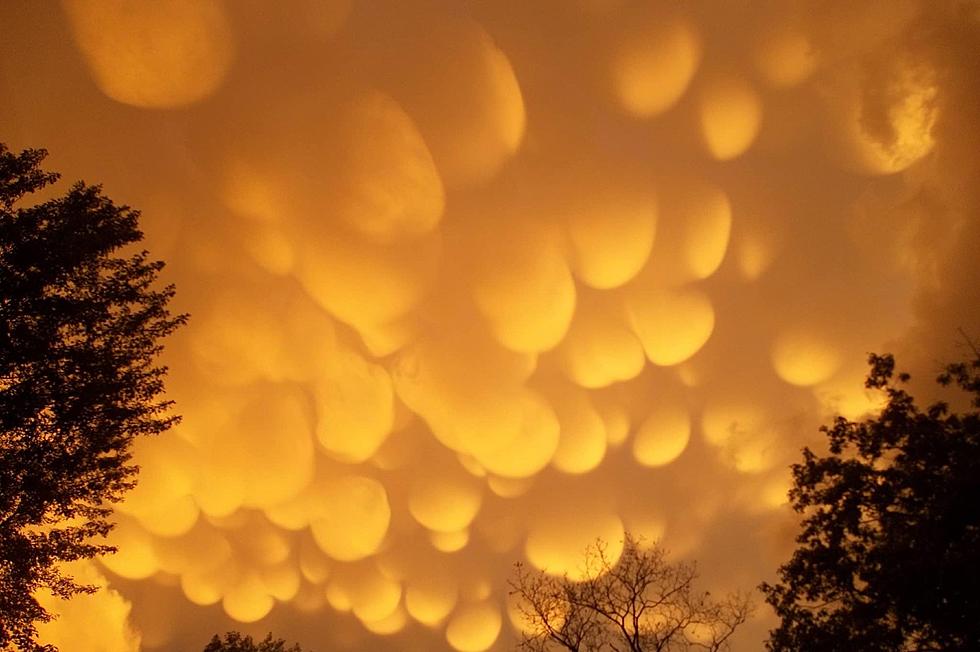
{"left": 0, "top": 144, "right": 186, "bottom": 651}
{"left": 510, "top": 534, "right": 753, "bottom": 651}
{"left": 762, "top": 352, "right": 980, "bottom": 651}
{"left": 203, "top": 632, "right": 306, "bottom": 652}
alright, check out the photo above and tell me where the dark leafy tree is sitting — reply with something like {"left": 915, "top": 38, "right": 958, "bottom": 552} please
{"left": 0, "top": 144, "right": 186, "bottom": 651}
{"left": 203, "top": 632, "right": 306, "bottom": 652}
{"left": 510, "top": 534, "right": 753, "bottom": 651}
{"left": 762, "top": 352, "right": 980, "bottom": 651}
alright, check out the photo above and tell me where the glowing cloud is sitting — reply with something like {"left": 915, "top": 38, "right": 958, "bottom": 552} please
{"left": 831, "top": 58, "right": 939, "bottom": 175}
{"left": 35, "top": 562, "right": 140, "bottom": 652}
{"left": 625, "top": 288, "right": 715, "bottom": 366}
{"left": 611, "top": 15, "right": 701, "bottom": 118}
{"left": 754, "top": 25, "right": 818, "bottom": 88}
{"left": 310, "top": 475, "right": 392, "bottom": 562}
{"left": 644, "top": 178, "right": 733, "bottom": 285}
{"left": 4, "top": 2, "right": 974, "bottom": 650}
{"left": 699, "top": 76, "right": 763, "bottom": 160}
{"left": 771, "top": 329, "right": 844, "bottom": 387}
{"left": 378, "top": 15, "right": 526, "bottom": 188}
{"left": 406, "top": 571, "right": 458, "bottom": 627}
{"left": 564, "top": 187, "right": 657, "bottom": 289}
{"left": 549, "top": 387, "right": 608, "bottom": 474}
{"left": 558, "top": 296, "right": 646, "bottom": 389}
{"left": 409, "top": 468, "right": 484, "bottom": 534}
{"left": 471, "top": 222, "right": 576, "bottom": 353}
{"left": 525, "top": 501, "right": 624, "bottom": 580}
{"left": 336, "top": 92, "right": 446, "bottom": 243}
{"left": 633, "top": 403, "right": 691, "bottom": 468}
{"left": 445, "top": 601, "right": 502, "bottom": 652}
{"left": 314, "top": 349, "right": 395, "bottom": 463}
{"left": 63, "top": 0, "right": 234, "bottom": 108}
{"left": 702, "top": 397, "right": 780, "bottom": 474}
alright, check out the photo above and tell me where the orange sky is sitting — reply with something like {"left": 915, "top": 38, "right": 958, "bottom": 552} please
{"left": 2, "top": 1, "right": 979, "bottom": 651}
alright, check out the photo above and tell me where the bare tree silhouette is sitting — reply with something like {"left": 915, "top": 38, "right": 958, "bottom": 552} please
{"left": 510, "top": 534, "right": 752, "bottom": 652}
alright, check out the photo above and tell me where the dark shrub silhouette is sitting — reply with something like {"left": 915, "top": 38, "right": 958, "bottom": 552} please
{"left": 762, "top": 352, "right": 980, "bottom": 651}
{"left": 0, "top": 144, "right": 186, "bottom": 651}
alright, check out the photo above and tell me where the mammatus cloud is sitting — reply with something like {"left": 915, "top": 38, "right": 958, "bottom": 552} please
{"left": 1, "top": 1, "right": 977, "bottom": 650}
{"left": 35, "top": 562, "right": 141, "bottom": 652}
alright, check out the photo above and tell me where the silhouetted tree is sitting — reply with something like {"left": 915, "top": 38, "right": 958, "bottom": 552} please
{"left": 510, "top": 534, "right": 753, "bottom": 651}
{"left": 0, "top": 144, "right": 186, "bottom": 651}
{"left": 203, "top": 632, "right": 305, "bottom": 652}
{"left": 762, "top": 352, "right": 980, "bottom": 651}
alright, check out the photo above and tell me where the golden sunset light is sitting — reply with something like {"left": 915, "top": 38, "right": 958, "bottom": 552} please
{"left": 1, "top": 2, "right": 978, "bottom": 651}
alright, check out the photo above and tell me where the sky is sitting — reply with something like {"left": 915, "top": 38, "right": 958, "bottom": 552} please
{"left": 1, "top": 1, "right": 979, "bottom": 651}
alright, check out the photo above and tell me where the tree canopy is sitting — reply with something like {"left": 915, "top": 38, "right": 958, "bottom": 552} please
{"left": 203, "top": 632, "right": 306, "bottom": 652}
{"left": 510, "top": 534, "right": 752, "bottom": 651}
{"left": 762, "top": 352, "right": 980, "bottom": 651}
{"left": 0, "top": 143, "right": 186, "bottom": 651}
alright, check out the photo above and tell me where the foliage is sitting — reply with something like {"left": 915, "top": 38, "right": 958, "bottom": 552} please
{"left": 0, "top": 144, "right": 186, "bottom": 651}
{"left": 203, "top": 632, "right": 305, "bottom": 652}
{"left": 762, "top": 352, "right": 980, "bottom": 651}
{"left": 510, "top": 534, "right": 753, "bottom": 651}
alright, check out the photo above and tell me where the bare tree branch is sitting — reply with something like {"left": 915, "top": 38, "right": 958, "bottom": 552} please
{"left": 509, "top": 534, "right": 754, "bottom": 652}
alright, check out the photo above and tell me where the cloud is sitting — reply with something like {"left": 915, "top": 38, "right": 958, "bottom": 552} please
{"left": 35, "top": 561, "right": 141, "bottom": 652}
{"left": 0, "top": 1, "right": 976, "bottom": 650}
